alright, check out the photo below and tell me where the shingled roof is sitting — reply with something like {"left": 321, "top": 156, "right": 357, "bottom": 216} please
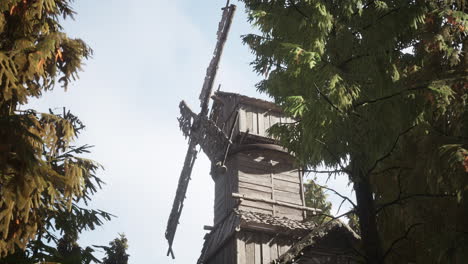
{"left": 198, "top": 209, "right": 317, "bottom": 264}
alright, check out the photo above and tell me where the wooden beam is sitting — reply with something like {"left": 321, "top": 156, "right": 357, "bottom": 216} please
{"left": 232, "top": 193, "right": 322, "bottom": 213}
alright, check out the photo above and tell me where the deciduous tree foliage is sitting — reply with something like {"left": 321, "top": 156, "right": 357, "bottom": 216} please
{"left": 240, "top": 0, "right": 467, "bottom": 263}
{"left": 0, "top": 0, "right": 109, "bottom": 258}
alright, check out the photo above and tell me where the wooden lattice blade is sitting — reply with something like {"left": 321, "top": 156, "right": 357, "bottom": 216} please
{"left": 165, "top": 140, "right": 198, "bottom": 258}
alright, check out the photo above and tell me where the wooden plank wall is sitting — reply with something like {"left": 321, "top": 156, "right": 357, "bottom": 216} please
{"left": 214, "top": 159, "right": 239, "bottom": 224}
{"left": 236, "top": 231, "right": 293, "bottom": 264}
{"left": 238, "top": 106, "right": 294, "bottom": 138}
{"left": 235, "top": 151, "right": 304, "bottom": 220}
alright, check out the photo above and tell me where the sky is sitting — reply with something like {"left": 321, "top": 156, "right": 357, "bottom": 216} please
{"left": 26, "top": 1, "right": 354, "bottom": 263}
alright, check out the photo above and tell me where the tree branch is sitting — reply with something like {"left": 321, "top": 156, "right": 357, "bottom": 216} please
{"left": 313, "top": 82, "right": 344, "bottom": 114}
{"left": 303, "top": 169, "right": 344, "bottom": 174}
{"left": 315, "top": 183, "right": 357, "bottom": 208}
{"left": 367, "top": 125, "right": 416, "bottom": 176}
{"left": 382, "top": 223, "right": 423, "bottom": 260}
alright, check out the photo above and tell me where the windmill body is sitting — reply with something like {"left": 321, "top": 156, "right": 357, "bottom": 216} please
{"left": 165, "top": 4, "right": 360, "bottom": 264}
{"left": 197, "top": 92, "right": 359, "bottom": 264}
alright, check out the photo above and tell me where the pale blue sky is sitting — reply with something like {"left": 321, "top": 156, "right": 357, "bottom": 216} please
{"left": 26, "top": 1, "right": 354, "bottom": 263}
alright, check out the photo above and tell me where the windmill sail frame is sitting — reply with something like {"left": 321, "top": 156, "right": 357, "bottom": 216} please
{"left": 165, "top": 4, "right": 236, "bottom": 259}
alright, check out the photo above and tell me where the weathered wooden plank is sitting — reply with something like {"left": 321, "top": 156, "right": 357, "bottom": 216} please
{"left": 252, "top": 111, "right": 258, "bottom": 135}
{"left": 273, "top": 179, "right": 301, "bottom": 193}
{"left": 273, "top": 173, "right": 300, "bottom": 184}
{"left": 239, "top": 108, "right": 247, "bottom": 132}
{"left": 270, "top": 242, "right": 279, "bottom": 261}
{"left": 238, "top": 187, "right": 272, "bottom": 199}
{"left": 276, "top": 206, "right": 304, "bottom": 220}
{"left": 264, "top": 112, "right": 271, "bottom": 136}
{"left": 240, "top": 199, "right": 273, "bottom": 210}
{"left": 254, "top": 241, "right": 261, "bottom": 264}
{"left": 239, "top": 173, "right": 272, "bottom": 187}
{"left": 245, "top": 238, "right": 255, "bottom": 264}
{"left": 274, "top": 190, "right": 302, "bottom": 205}
{"left": 239, "top": 181, "right": 272, "bottom": 193}
{"left": 258, "top": 111, "right": 265, "bottom": 137}
{"left": 237, "top": 235, "right": 246, "bottom": 264}
{"left": 261, "top": 234, "right": 271, "bottom": 264}
{"left": 246, "top": 109, "right": 253, "bottom": 133}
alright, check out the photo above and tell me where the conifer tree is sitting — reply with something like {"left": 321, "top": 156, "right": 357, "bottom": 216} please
{"left": 240, "top": 0, "right": 467, "bottom": 263}
{"left": 0, "top": 0, "right": 109, "bottom": 258}
{"left": 303, "top": 179, "right": 332, "bottom": 223}
{"left": 99, "top": 234, "right": 129, "bottom": 264}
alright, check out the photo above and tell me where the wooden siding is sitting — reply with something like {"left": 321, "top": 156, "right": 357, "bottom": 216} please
{"left": 214, "top": 159, "right": 239, "bottom": 224}
{"left": 234, "top": 151, "right": 304, "bottom": 220}
{"left": 238, "top": 106, "right": 294, "bottom": 138}
{"left": 236, "top": 231, "right": 294, "bottom": 264}
{"left": 212, "top": 97, "right": 294, "bottom": 141}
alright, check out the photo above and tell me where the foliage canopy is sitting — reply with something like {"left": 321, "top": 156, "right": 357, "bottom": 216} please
{"left": 241, "top": 0, "right": 467, "bottom": 263}
{"left": 0, "top": 0, "right": 110, "bottom": 259}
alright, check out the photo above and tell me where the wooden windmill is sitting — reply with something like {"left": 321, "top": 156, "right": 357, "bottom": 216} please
{"left": 165, "top": 3, "right": 237, "bottom": 259}
{"left": 166, "top": 3, "right": 360, "bottom": 264}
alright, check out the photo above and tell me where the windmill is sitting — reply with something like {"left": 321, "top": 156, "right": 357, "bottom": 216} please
{"left": 165, "top": 3, "right": 236, "bottom": 259}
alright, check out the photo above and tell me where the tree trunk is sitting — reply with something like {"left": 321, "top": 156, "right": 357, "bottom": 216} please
{"left": 353, "top": 163, "right": 384, "bottom": 264}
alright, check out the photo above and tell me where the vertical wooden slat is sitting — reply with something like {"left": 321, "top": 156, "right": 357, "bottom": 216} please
{"left": 264, "top": 113, "right": 271, "bottom": 135}
{"left": 246, "top": 239, "right": 255, "bottom": 263}
{"left": 246, "top": 109, "right": 253, "bottom": 132}
{"left": 239, "top": 108, "right": 247, "bottom": 132}
{"left": 252, "top": 111, "right": 258, "bottom": 135}
{"left": 270, "top": 242, "right": 279, "bottom": 262}
{"left": 257, "top": 111, "right": 264, "bottom": 136}
{"left": 261, "top": 234, "right": 270, "bottom": 264}
{"left": 254, "top": 241, "right": 262, "bottom": 264}
{"left": 237, "top": 234, "right": 246, "bottom": 264}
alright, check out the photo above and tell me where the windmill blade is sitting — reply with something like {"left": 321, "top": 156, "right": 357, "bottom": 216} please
{"left": 165, "top": 139, "right": 198, "bottom": 259}
{"left": 199, "top": 4, "right": 236, "bottom": 115}
{"left": 164, "top": 4, "right": 236, "bottom": 259}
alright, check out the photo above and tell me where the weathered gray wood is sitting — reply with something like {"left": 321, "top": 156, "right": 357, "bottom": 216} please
{"left": 258, "top": 111, "right": 265, "bottom": 137}
{"left": 240, "top": 199, "right": 274, "bottom": 210}
{"left": 239, "top": 181, "right": 272, "bottom": 193}
{"left": 238, "top": 187, "right": 272, "bottom": 199}
{"left": 239, "top": 173, "right": 272, "bottom": 187}
{"left": 264, "top": 112, "right": 271, "bottom": 136}
{"left": 246, "top": 110, "right": 253, "bottom": 133}
{"left": 262, "top": 234, "right": 271, "bottom": 263}
{"left": 276, "top": 206, "right": 304, "bottom": 220}
{"left": 270, "top": 241, "right": 279, "bottom": 261}
{"left": 237, "top": 235, "right": 246, "bottom": 264}
{"left": 273, "top": 173, "right": 300, "bottom": 184}
{"left": 254, "top": 241, "right": 261, "bottom": 264}
{"left": 273, "top": 179, "right": 301, "bottom": 193}
{"left": 232, "top": 193, "right": 320, "bottom": 213}
{"left": 245, "top": 236, "right": 255, "bottom": 263}
{"left": 239, "top": 108, "right": 247, "bottom": 132}
{"left": 274, "top": 190, "right": 303, "bottom": 205}
{"left": 252, "top": 111, "right": 258, "bottom": 135}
